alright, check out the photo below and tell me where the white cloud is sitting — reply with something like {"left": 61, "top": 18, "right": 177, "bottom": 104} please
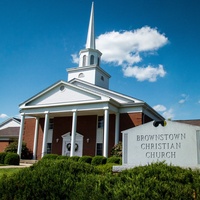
{"left": 153, "top": 104, "right": 167, "bottom": 112}
{"left": 71, "top": 26, "right": 168, "bottom": 82}
{"left": 122, "top": 64, "right": 166, "bottom": 82}
{"left": 71, "top": 53, "right": 79, "bottom": 64}
{"left": 0, "top": 113, "right": 8, "bottom": 119}
{"left": 96, "top": 26, "right": 168, "bottom": 65}
{"left": 162, "top": 108, "right": 174, "bottom": 119}
{"left": 178, "top": 94, "right": 189, "bottom": 104}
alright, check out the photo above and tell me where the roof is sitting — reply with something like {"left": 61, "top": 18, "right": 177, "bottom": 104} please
{"left": 0, "top": 127, "right": 19, "bottom": 138}
{"left": 174, "top": 119, "right": 200, "bottom": 126}
{"left": 19, "top": 78, "right": 164, "bottom": 121}
{"left": 0, "top": 117, "right": 21, "bottom": 129}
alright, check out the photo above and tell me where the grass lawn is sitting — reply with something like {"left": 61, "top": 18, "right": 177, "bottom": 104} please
{"left": 0, "top": 168, "right": 22, "bottom": 179}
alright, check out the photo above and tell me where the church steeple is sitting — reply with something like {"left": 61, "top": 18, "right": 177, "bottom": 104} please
{"left": 86, "top": 2, "right": 95, "bottom": 49}
{"left": 78, "top": 2, "right": 102, "bottom": 68}
{"left": 67, "top": 2, "right": 111, "bottom": 89}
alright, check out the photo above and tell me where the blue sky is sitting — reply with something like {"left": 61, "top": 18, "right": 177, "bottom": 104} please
{"left": 0, "top": 0, "right": 200, "bottom": 123}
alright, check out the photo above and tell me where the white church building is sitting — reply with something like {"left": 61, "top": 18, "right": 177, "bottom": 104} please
{"left": 17, "top": 3, "right": 164, "bottom": 159}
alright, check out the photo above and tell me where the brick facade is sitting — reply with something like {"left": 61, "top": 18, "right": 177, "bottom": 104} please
{"left": 23, "top": 112, "right": 153, "bottom": 159}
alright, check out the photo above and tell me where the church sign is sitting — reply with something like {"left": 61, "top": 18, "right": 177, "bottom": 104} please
{"left": 121, "top": 121, "right": 200, "bottom": 168}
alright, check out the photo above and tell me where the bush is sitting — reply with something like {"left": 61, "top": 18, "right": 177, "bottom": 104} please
{"left": 4, "top": 141, "right": 33, "bottom": 159}
{"left": 111, "top": 141, "right": 122, "bottom": 157}
{"left": 1, "top": 161, "right": 200, "bottom": 199}
{"left": 96, "top": 163, "right": 116, "bottom": 174}
{"left": 56, "top": 155, "right": 69, "bottom": 160}
{"left": 0, "top": 159, "right": 100, "bottom": 200}
{"left": 107, "top": 156, "right": 122, "bottom": 164}
{"left": 0, "top": 152, "right": 7, "bottom": 164}
{"left": 42, "top": 154, "right": 58, "bottom": 160}
{"left": 68, "top": 156, "right": 80, "bottom": 162}
{"left": 91, "top": 156, "right": 107, "bottom": 166}
{"left": 78, "top": 156, "right": 92, "bottom": 164}
{"left": 4, "top": 153, "right": 20, "bottom": 165}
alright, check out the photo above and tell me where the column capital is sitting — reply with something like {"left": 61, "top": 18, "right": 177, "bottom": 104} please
{"left": 72, "top": 109, "right": 77, "bottom": 112}
{"left": 103, "top": 107, "right": 109, "bottom": 110}
{"left": 44, "top": 111, "right": 49, "bottom": 114}
{"left": 20, "top": 113, "right": 25, "bottom": 116}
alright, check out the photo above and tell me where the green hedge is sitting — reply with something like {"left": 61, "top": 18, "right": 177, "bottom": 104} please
{"left": 42, "top": 154, "right": 58, "bottom": 160}
{"left": 0, "top": 152, "right": 7, "bottom": 164}
{"left": 4, "top": 153, "right": 20, "bottom": 165}
{"left": 78, "top": 156, "right": 92, "bottom": 164}
{"left": 0, "top": 161, "right": 200, "bottom": 199}
{"left": 91, "top": 156, "right": 107, "bottom": 166}
{"left": 107, "top": 156, "right": 121, "bottom": 164}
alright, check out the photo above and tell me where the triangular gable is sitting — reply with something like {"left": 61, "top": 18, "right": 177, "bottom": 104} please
{"left": 20, "top": 81, "right": 108, "bottom": 107}
{"left": 0, "top": 118, "right": 21, "bottom": 130}
{"left": 62, "top": 132, "right": 83, "bottom": 139}
{"left": 69, "top": 78, "right": 144, "bottom": 104}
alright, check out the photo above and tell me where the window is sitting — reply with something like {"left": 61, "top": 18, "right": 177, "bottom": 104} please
{"left": 101, "top": 76, "right": 104, "bottom": 81}
{"left": 78, "top": 73, "right": 84, "bottom": 78}
{"left": 98, "top": 116, "right": 104, "bottom": 128}
{"left": 47, "top": 143, "right": 52, "bottom": 154}
{"left": 90, "top": 55, "right": 94, "bottom": 65}
{"left": 96, "top": 143, "right": 103, "bottom": 155}
{"left": 82, "top": 55, "right": 86, "bottom": 66}
{"left": 49, "top": 119, "right": 54, "bottom": 129}
{"left": 97, "top": 57, "right": 100, "bottom": 66}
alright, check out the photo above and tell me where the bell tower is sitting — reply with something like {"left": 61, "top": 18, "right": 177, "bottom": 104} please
{"left": 67, "top": 2, "right": 111, "bottom": 89}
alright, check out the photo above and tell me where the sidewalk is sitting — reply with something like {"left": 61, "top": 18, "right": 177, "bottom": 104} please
{"left": 0, "top": 163, "right": 33, "bottom": 169}
{"left": 0, "top": 160, "right": 37, "bottom": 169}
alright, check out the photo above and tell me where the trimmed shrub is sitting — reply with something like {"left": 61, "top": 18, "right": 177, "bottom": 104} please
{"left": 78, "top": 156, "right": 92, "bottom": 164}
{"left": 91, "top": 156, "right": 107, "bottom": 166}
{"left": 4, "top": 153, "right": 20, "bottom": 165}
{"left": 42, "top": 154, "right": 58, "bottom": 160}
{"left": 0, "top": 152, "right": 7, "bottom": 164}
{"left": 0, "top": 159, "right": 100, "bottom": 200}
{"left": 96, "top": 163, "right": 116, "bottom": 174}
{"left": 56, "top": 155, "right": 69, "bottom": 160}
{"left": 107, "top": 156, "right": 122, "bottom": 164}
{"left": 4, "top": 141, "right": 33, "bottom": 159}
{"left": 68, "top": 156, "right": 80, "bottom": 162}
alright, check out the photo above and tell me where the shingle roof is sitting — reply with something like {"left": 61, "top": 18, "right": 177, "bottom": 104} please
{"left": 174, "top": 119, "right": 200, "bottom": 126}
{"left": 0, "top": 127, "right": 19, "bottom": 138}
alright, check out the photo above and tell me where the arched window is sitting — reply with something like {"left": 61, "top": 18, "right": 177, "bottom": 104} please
{"left": 82, "top": 55, "right": 86, "bottom": 66}
{"left": 78, "top": 73, "right": 84, "bottom": 78}
{"left": 90, "top": 55, "right": 94, "bottom": 65}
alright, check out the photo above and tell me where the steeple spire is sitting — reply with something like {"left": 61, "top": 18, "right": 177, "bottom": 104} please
{"left": 86, "top": 2, "right": 95, "bottom": 49}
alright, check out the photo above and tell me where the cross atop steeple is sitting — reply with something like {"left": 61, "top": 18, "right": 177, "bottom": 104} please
{"left": 86, "top": 2, "right": 95, "bottom": 49}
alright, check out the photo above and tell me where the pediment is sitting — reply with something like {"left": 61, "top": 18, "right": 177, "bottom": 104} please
{"left": 24, "top": 81, "right": 103, "bottom": 107}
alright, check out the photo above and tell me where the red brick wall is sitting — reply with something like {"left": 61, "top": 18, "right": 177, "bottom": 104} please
{"left": 77, "top": 115, "right": 97, "bottom": 156}
{"left": 0, "top": 141, "right": 9, "bottom": 152}
{"left": 52, "top": 116, "right": 72, "bottom": 155}
{"left": 119, "top": 112, "right": 143, "bottom": 141}
{"left": 23, "top": 118, "right": 36, "bottom": 153}
{"left": 23, "top": 118, "right": 45, "bottom": 159}
{"left": 22, "top": 112, "right": 147, "bottom": 159}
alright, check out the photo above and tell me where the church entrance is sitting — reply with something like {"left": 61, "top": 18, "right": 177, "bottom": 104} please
{"left": 62, "top": 132, "right": 83, "bottom": 157}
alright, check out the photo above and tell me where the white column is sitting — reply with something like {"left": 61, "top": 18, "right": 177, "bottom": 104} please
{"left": 115, "top": 112, "right": 120, "bottom": 145}
{"left": 70, "top": 110, "right": 77, "bottom": 157}
{"left": 103, "top": 108, "right": 109, "bottom": 157}
{"left": 41, "top": 111, "right": 49, "bottom": 158}
{"left": 33, "top": 117, "right": 39, "bottom": 160}
{"left": 17, "top": 113, "right": 25, "bottom": 158}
